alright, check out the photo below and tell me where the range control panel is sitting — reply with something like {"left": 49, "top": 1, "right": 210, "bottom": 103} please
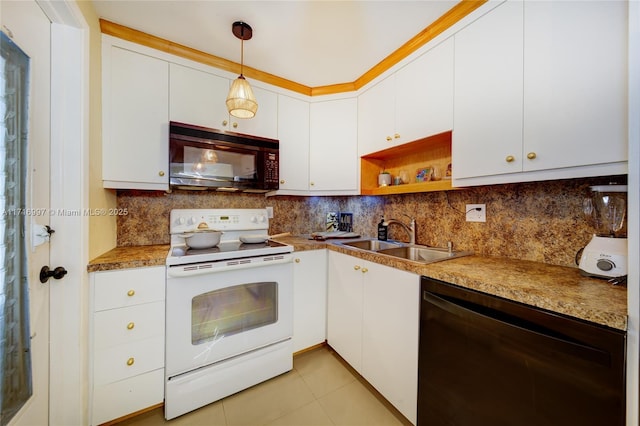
{"left": 169, "top": 209, "right": 269, "bottom": 234}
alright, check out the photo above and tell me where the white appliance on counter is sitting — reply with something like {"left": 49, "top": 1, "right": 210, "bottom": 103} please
{"left": 579, "top": 185, "right": 628, "bottom": 281}
{"left": 165, "top": 209, "right": 294, "bottom": 420}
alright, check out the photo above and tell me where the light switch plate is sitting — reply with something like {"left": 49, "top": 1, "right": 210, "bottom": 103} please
{"left": 266, "top": 206, "right": 274, "bottom": 219}
{"left": 466, "top": 204, "right": 486, "bottom": 222}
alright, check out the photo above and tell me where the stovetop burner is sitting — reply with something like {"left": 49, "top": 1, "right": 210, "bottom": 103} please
{"left": 167, "top": 208, "right": 293, "bottom": 266}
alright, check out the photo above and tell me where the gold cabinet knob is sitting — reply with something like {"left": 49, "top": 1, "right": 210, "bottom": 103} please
{"left": 127, "top": 322, "right": 135, "bottom": 330}
{"left": 126, "top": 357, "right": 135, "bottom": 366}
{"left": 127, "top": 289, "right": 135, "bottom": 297}
{"left": 295, "top": 258, "right": 301, "bottom": 263}
{"left": 505, "top": 155, "right": 515, "bottom": 163}
{"left": 280, "top": 179, "right": 285, "bottom": 184}
{"left": 158, "top": 171, "right": 165, "bottom": 177}
{"left": 386, "top": 136, "right": 392, "bottom": 141}
{"left": 310, "top": 182, "right": 315, "bottom": 186}
{"left": 222, "top": 120, "right": 228, "bottom": 126}
{"left": 527, "top": 152, "right": 537, "bottom": 160}
{"left": 394, "top": 133, "right": 400, "bottom": 139}
{"left": 232, "top": 122, "right": 238, "bottom": 128}
{"left": 354, "top": 265, "right": 361, "bottom": 271}
{"left": 361, "top": 268, "right": 368, "bottom": 273}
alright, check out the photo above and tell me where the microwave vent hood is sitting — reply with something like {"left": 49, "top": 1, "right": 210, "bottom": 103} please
{"left": 169, "top": 121, "right": 280, "bottom": 193}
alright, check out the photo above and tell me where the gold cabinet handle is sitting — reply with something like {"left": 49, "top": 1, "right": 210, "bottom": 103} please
{"left": 505, "top": 155, "right": 515, "bottom": 163}
{"left": 354, "top": 265, "right": 361, "bottom": 271}
{"left": 310, "top": 182, "right": 315, "bottom": 186}
{"left": 232, "top": 122, "right": 238, "bottom": 128}
{"left": 280, "top": 179, "right": 285, "bottom": 184}
{"left": 386, "top": 136, "right": 392, "bottom": 141}
{"left": 127, "top": 322, "right": 135, "bottom": 330}
{"left": 126, "top": 357, "right": 135, "bottom": 366}
{"left": 295, "top": 258, "right": 300, "bottom": 263}
{"left": 394, "top": 133, "right": 400, "bottom": 139}
{"left": 158, "top": 171, "right": 165, "bottom": 177}
{"left": 127, "top": 289, "right": 135, "bottom": 297}
{"left": 527, "top": 152, "right": 537, "bottom": 160}
{"left": 222, "top": 120, "right": 228, "bottom": 126}
{"left": 361, "top": 267, "right": 368, "bottom": 273}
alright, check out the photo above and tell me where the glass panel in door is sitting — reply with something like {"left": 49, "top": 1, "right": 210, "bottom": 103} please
{"left": 0, "top": 30, "right": 32, "bottom": 425}
{"left": 192, "top": 281, "right": 277, "bottom": 345}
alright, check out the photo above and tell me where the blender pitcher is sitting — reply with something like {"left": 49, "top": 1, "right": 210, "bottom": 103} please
{"left": 579, "top": 185, "right": 628, "bottom": 280}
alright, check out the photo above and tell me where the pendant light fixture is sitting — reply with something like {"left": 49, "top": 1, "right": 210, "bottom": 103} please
{"left": 226, "top": 21, "right": 258, "bottom": 119}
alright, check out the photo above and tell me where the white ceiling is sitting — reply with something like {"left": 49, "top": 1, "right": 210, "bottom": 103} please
{"left": 91, "top": 0, "right": 458, "bottom": 88}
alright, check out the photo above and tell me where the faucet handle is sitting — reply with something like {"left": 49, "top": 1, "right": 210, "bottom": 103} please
{"left": 401, "top": 213, "right": 415, "bottom": 223}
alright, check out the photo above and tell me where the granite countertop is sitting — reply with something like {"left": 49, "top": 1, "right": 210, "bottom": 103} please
{"left": 87, "top": 235, "right": 627, "bottom": 330}
{"left": 87, "top": 244, "right": 170, "bottom": 272}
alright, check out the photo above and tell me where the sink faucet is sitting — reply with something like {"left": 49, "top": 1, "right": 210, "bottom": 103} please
{"left": 383, "top": 214, "right": 416, "bottom": 244}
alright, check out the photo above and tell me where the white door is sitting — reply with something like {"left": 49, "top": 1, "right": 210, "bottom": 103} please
{"left": 1, "top": 1, "right": 52, "bottom": 425}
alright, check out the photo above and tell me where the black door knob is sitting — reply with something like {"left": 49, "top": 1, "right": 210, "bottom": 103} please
{"left": 40, "top": 266, "right": 68, "bottom": 283}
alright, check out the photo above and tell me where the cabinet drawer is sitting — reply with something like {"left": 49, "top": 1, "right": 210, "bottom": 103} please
{"left": 93, "top": 267, "right": 165, "bottom": 311}
{"left": 94, "top": 335, "right": 164, "bottom": 385}
{"left": 92, "top": 368, "right": 164, "bottom": 425}
{"left": 94, "top": 301, "right": 164, "bottom": 350}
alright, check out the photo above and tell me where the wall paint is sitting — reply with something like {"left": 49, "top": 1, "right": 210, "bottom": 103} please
{"left": 116, "top": 175, "right": 625, "bottom": 268}
{"left": 77, "top": 0, "right": 118, "bottom": 259}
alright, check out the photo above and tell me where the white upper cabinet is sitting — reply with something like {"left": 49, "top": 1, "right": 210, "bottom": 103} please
{"left": 452, "top": 1, "right": 524, "bottom": 180}
{"left": 102, "top": 45, "right": 170, "bottom": 190}
{"left": 309, "top": 98, "right": 359, "bottom": 193}
{"left": 453, "top": 0, "right": 627, "bottom": 186}
{"left": 358, "top": 37, "right": 454, "bottom": 156}
{"left": 169, "top": 63, "right": 229, "bottom": 129}
{"left": 395, "top": 37, "right": 454, "bottom": 145}
{"left": 169, "top": 63, "right": 278, "bottom": 139}
{"left": 522, "top": 0, "right": 627, "bottom": 172}
{"left": 232, "top": 85, "right": 278, "bottom": 140}
{"left": 277, "top": 95, "right": 310, "bottom": 191}
{"left": 358, "top": 76, "right": 396, "bottom": 155}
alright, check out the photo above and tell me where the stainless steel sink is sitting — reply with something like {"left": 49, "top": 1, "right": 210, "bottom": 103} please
{"left": 338, "top": 239, "right": 473, "bottom": 264}
{"left": 377, "top": 245, "right": 473, "bottom": 264}
{"left": 341, "top": 239, "right": 404, "bottom": 251}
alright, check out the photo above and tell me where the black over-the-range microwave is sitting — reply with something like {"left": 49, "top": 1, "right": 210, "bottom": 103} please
{"left": 169, "top": 121, "right": 279, "bottom": 192}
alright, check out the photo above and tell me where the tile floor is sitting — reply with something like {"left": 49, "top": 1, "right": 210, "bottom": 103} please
{"left": 117, "top": 345, "right": 412, "bottom": 426}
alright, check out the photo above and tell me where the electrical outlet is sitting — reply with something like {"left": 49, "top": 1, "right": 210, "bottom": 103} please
{"left": 266, "top": 206, "right": 274, "bottom": 219}
{"left": 466, "top": 204, "right": 486, "bottom": 222}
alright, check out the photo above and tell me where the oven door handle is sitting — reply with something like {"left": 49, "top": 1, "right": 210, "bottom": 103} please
{"left": 167, "top": 254, "right": 293, "bottom": 278}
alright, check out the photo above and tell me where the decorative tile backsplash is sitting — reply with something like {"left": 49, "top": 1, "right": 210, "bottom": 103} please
{"left": 116, "top": 175, "right": 626, "bottom": 267}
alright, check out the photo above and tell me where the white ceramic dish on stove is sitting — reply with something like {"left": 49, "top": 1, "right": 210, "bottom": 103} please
{"left": 178, "top": 222, "right": 223, "bottom": 249}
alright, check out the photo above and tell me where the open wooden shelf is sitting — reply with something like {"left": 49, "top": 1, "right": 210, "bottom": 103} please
{"left": 360, "top": 131, "right": 454, "bottom": 195}
{"left": 360, "top": 179, "right": 453, "bottom": 195}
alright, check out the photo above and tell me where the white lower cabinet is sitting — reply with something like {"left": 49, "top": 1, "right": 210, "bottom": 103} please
{"left": 327, "top": 251, "right": 419, "bottom": 424}
{"left": 90, "top": 266, "right": 166, "bottom": 425}
{"left": 292, "top": 250, "right": 328, "bottom": 352}
{"left": 361, "top": 259, "right": 420, "bottom": 425}
{"left": 327, "top": 251, "right": 365, "bottom": 373}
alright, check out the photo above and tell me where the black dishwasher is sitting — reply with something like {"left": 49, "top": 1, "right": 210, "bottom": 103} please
{"left": 418, "top": 276, "right": 626, "bottom": 426}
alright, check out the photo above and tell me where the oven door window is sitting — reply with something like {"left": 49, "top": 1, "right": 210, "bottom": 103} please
{"left": 191, "top": 281, "right": 277, "bottom": 345}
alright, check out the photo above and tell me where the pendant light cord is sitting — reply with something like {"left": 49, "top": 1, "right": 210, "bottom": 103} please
{"left": 240, "top": 27, "right": 245, "bottom": 77}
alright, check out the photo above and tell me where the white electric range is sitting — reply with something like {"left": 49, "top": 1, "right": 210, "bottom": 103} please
{"left": 164, "top": 208, "right": 294, "bottom": 420}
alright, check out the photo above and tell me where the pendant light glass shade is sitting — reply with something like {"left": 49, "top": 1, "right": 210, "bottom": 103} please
{"left": 226, "top": 75, "right": 258, "bottom": 118}
{"left": 226, "top": 21, "right": 258, "bottom": 119}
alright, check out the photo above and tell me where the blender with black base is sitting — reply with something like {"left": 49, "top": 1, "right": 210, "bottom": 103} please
{"left": 579, "top": 185, "right": 627, "bottom": 280}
